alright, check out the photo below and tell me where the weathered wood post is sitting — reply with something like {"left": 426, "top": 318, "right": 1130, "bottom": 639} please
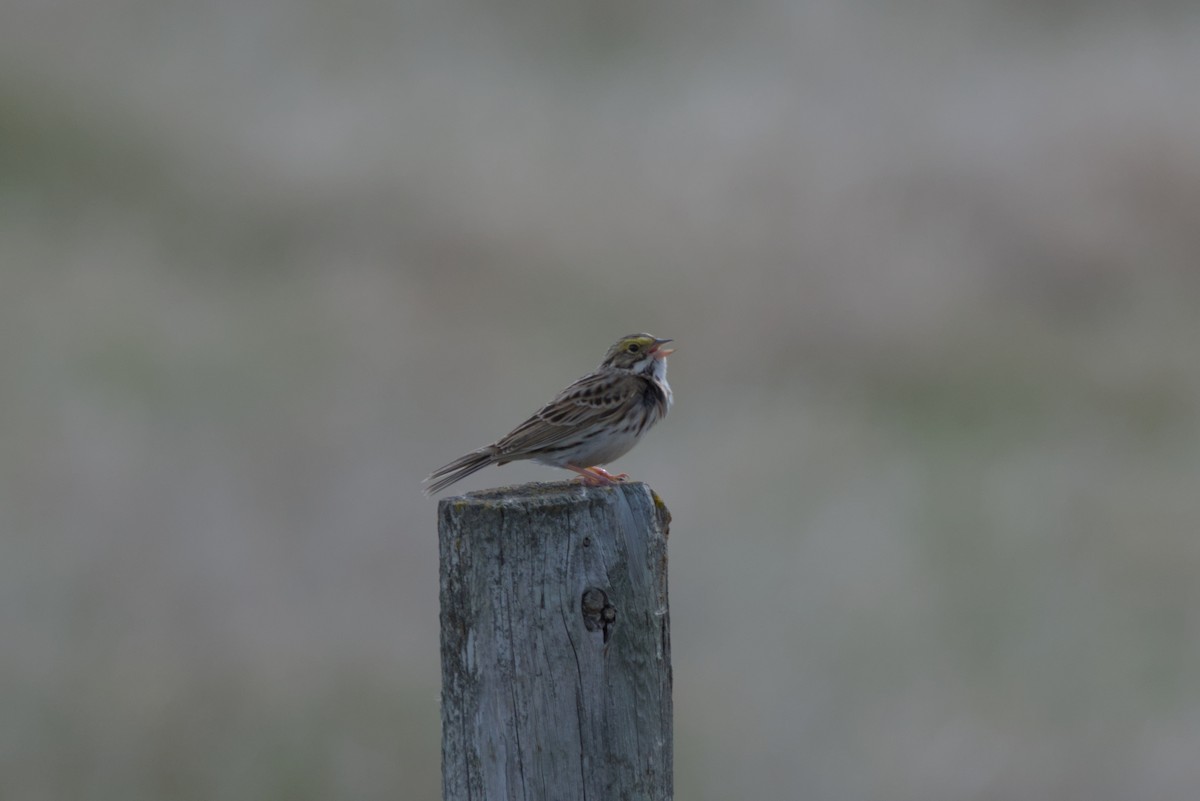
{"left": 438, "top": 480, "right": 673, "bottom": 801}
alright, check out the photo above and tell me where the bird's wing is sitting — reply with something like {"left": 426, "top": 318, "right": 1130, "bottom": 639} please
{"left": 493, "top": 371, "right": 641, "bottom": 457}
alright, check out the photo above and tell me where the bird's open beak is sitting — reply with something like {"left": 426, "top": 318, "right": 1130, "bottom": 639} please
{"left": 649, "top": 338, "right": 675, "bottom": 359}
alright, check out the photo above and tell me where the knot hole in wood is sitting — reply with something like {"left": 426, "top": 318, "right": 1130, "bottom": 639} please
{"left": 581, "top": 587, "right": 618, "bottom": 643}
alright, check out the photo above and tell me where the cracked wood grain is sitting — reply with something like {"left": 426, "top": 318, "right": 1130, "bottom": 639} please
{"left": 438, "top": 481, "right": 673, "bottom": 801}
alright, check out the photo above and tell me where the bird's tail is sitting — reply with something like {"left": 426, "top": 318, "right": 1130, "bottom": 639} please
{"left": 423, "top": 448, "right": 497, "bottom": 496}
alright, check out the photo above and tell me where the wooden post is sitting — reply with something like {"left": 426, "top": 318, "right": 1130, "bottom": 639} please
{"left": 438, "top": 480, "right": 673, "bottom": 801}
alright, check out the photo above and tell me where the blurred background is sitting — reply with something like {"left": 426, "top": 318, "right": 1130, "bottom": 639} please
{"left": 3, "top": 0, "right": 1199, "bottom": 799}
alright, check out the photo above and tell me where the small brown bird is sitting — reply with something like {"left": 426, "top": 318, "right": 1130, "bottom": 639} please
{"left": 423, "top": 334, "right": 674, "bottom": 495}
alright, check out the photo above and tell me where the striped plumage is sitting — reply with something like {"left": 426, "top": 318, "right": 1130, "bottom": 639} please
{"left": 424, "top": 334, "right": 674, "bottom": 495}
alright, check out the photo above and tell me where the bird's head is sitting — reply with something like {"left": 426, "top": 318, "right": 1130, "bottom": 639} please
{"left": 600, "top": 333, "right": 674, "bottom": 374}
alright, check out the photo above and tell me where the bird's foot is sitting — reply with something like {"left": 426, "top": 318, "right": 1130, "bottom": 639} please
{"left": 588, "top": 466, "right": 629, "bottom": 483}
{"left": 565, "top": 465, "right": 627, "bottom": 486}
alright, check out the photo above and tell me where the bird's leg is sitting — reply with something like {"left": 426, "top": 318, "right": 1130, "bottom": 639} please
{"left": 587, "top": 466, "right": 629, "bottom": 483}
{"left": 564, "top": 464, "right": 615, "bottom": 486}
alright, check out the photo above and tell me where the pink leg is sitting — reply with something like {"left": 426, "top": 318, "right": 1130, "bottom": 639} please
{"left": 588, "top": 466, "right": 629, "bottom": 482}
{"left": 564, "top": 464, "right": 616, "bottom": 486}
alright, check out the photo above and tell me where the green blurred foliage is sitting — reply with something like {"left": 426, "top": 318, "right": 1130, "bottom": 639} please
{"left": 2, "top": 1, "right": 1199, "bottom": 799}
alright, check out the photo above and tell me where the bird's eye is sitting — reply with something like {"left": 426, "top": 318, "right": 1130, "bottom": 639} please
{"left": 627, "top": 343, "right": 640, "bottom": 353}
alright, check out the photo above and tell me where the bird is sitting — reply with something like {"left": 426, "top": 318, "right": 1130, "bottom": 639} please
{"left": 424, "top": 333, "right": 674, "bottom": 495}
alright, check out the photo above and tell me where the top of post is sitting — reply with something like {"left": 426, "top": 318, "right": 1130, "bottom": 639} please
{"left": 437, "top": 480, "right": 668, "bottom": 517}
